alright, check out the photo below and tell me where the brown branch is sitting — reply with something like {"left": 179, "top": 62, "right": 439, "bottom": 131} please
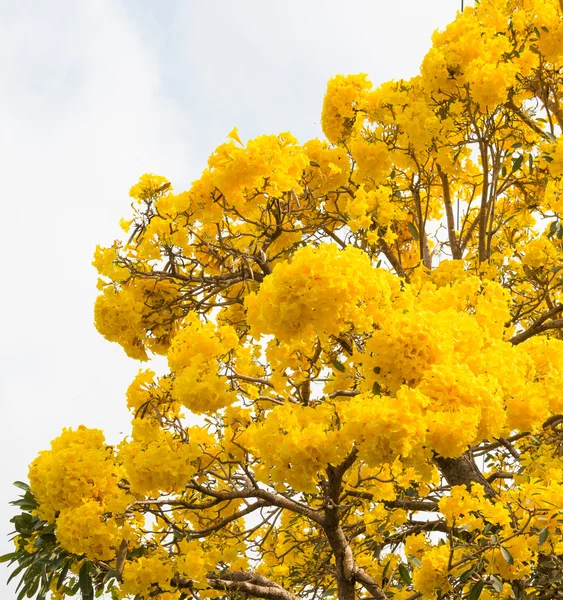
{"left": 497, "top": 437, "right": 520, "bottom": 459}
{"left": 342, "top": 490, "right": 439, "bottom": 512}
{"left": 186, "top": 481, "right": 325, "bottom": 526}
{"left": 322, "top": 226, "right": 347, "bottom": 249}
{"left": 472, "top": 432, "right": 530, "bottom": 455}
{"left": 434, "top": 451, "right": 496, "bottom": 497}
{"left": 328, "top": 390, "right": 360, "bottom": 399}
{"left": 354, "top": 567, "right": 388, "bottom": 600}
{"left": 543, "top": 414, "right": 563, "bottom": 429}
{"left": 206, "top": 571, "right": 299, "bottom": 600}
{"left": 382, "top": 499, "right": 440, "bottom": 512}
{"left": 412, "top": 187, "right": 431, "bottom": 268}
{"left": 437, "top": 166, "right": 462, "bottom": 260}
{"left": 505, "top": 98, "right": 549, "bottom": 139}
{"left": 324, "top": 448, "right": 361, "bottom": 600}
{"left": 229, "top": 371, "right": 275, "bottom": 388}
{"left": 510, "top": 304, "right": 563, "bottom": 345}
{"left": 486, "top": 472, "right": 515, "bottom": 483}
{"left": 379, "top": 239, "right": 409, "bottom": 281}
{"left": 478, "top": 142, "right": 490, "bottom": 264}
{"left": 188, "top": 500, "right": 270, "bottom": 537}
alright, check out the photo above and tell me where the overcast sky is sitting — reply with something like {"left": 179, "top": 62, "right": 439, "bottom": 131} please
{"left": 0, "top": 1, "right": 466, "bottom": 596}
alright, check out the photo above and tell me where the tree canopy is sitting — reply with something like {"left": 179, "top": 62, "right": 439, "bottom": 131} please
{"left": 5, "top": 1, "right": 563, "bottom": 599}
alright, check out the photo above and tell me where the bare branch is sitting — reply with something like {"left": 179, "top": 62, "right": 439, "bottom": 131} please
{"left": 354, "top": 567, "right": 388, "bottom": 600}
{"left": 510, "top": 304, "right": 563, "bottom": 345}
{"left": 205, "top": 571, "right": 299, "bottom": 600}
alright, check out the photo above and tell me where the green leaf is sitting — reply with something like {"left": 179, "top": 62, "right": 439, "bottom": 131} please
{"left": 539, "top": 527, "right": 549, "bottom": 546}
{"left": 0, "top": 552, "right": 17, "bottom": 564}
{"left": 511, "top": 154, "right": 524, "bottom": 173}
{"left": 511, "top": 142, "right": 522, "bottom": 148}
{"left": 468, "top": 580, "right": 485, "bottom": 600}
{"left": 489, "top": 575, "right": 503, "bottom": 593}
{"left": 500, "top": 546, "right": 514, "bottom": 565}
{"left": 331, "top": 360, "right": 346, "bottom": 373}
{"left": 458, "top": 567, "right": 474, "bottom": 583}
{"left": 398, "top": 564, "right": 411, "bottom": 585}
{"left": 17, "top": 582, "right": 31, "bottom": 600}
{"left": 381, "top": 559, "right": 392, "bottom": 582}
{"left": 407, "top": 221, "right": 419, "bottom": 241}
{"left": 372, "top": 381, "right": 381, "bottom": 395}
{"left": 25, "top": 577, "right": 40, "bottom": 598}
{"left": 57, "top": 563, "right": 70, "bottom": 590}
{"left": 409, "top": 556, "right": 422, "bottom": 569}
{"left": 78, "top": 562, "right": 94, "bottom": 600}
{"left": 66, "top": 580, "right": 81, "bottom": 597}
{"left": 7, "top": 562, "right": 27, "bottom": 585}
{"left": 321, "top": 589, "right": 338, "bottom": 598}
{"left": 13, "top": 481, "right": 31, "bottom": 492}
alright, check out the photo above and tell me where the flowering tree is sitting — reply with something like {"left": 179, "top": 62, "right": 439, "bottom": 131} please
{"left": 6, "top": 1, "right": 563, "bottom": 599}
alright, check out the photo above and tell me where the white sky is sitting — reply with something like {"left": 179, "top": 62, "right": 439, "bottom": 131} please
{"left": 0, "top": 1, "right": 467, "bottom": 596}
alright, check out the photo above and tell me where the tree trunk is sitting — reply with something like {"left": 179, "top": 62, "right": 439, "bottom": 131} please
{"left": 434, "top": 450, "right": 496, "bottom": 497}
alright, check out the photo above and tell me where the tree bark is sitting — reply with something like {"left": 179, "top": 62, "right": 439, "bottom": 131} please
{"left": 434, "top": 450, "right": 496, "bottom": 497}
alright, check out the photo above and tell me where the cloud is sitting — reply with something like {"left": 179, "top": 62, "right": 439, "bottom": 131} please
{"left": 0, "top": 1, "right": 190, "bottom": 594}
{"left": 126, "top": 0, "right": 462, "bottom": 148}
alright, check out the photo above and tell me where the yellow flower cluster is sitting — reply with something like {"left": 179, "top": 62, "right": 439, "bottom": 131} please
{"left": 118, "top": 419, "right": 203, "bottom": 496}
{"left": 302, "top": 139, "right": 350, "bottom": 197}
{"left": 167, "top": 315, "right": 239, "bottom": 414}
{"left": 522, "top": 237, "right": 559, "bottom": 267}
{"left": 120, "top": 549, "right": 176, "bottom": 596}
{"left": 245, "top": 244, "right": 401, "bottom": 343}
{"left": 28, "top": 426, "right": 130, "bottom": 559}
{"left": 439, "top": 485, "right": 512, "bottom": 531}
{"left": 340, "top": 389, "right": 428, "bottom": 466}
{"left": 548, "top": 135, "right": 563, "bottom": 178}
{"left": 129, "top": 173, "right": 171, "bottom": 203}
{"left": 55, "top": 500, "right": 124, "bottom": 560}
{"left": 344, "top": 185, "right": 399, "bottom": 234}
{"left": 411, "top": 544, "right": 451, "bottom": 596}
{"left": 321, "top": 74, "right": 371, "bottom": 144}
{"left": 94, "top": 277, "right": 181, "bottom": 360}
{"left": 243, "top": 402, "right": 351, "bottom": 492}
{"left": 207, "top": 132, "right": 309, "bottom": 211}
{"left": 421, "top": 4, "right": 519, "bottom": 108}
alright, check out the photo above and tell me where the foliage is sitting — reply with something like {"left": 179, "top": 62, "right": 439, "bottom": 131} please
{"left": 6, "top": 1, "right": 563, "bottom": 599}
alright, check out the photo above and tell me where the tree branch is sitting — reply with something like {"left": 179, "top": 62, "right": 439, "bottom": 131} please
{"left": 354, "top": 567, "right": 388, "bottom": 600}
{"left": 437, "top": 166, "right": 462, "bottom": 260}
{"left": 206, "top": 571, "right": 299, "bottom": 600}
{"left": 510, "top": 304, "right": 563, "bottom": 345}
{"left": 186, "top": 481, "right": 325, "bottom": 526}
